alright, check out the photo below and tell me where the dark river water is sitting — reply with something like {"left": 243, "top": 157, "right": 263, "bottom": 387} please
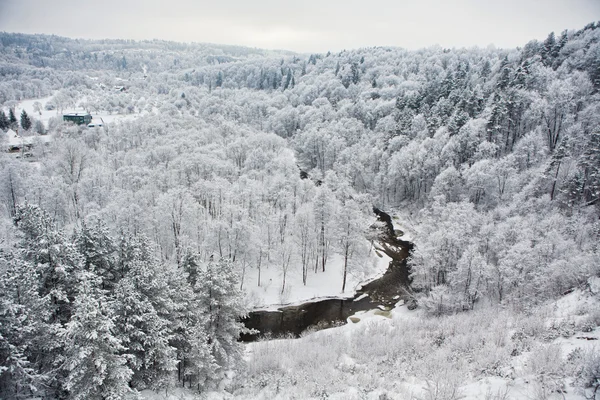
{"left": 240, "top": 208, "right": 413, "bottom": 341}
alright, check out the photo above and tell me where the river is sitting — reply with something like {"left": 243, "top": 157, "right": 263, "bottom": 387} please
{"left": 240, "top": 208, "right": 413, "bottom": 341}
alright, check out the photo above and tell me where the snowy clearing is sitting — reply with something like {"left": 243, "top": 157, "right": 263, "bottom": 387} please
{"left": 243, "top": 240, "right": 392, "bottom": 309}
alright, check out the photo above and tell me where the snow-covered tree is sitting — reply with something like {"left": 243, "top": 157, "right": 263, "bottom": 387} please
{"left": 62, "top": 272, "right": 133, "bottom": 400}
{"left": 334, "top": 199, "right": 369, "bottom": 292}
{"left": 195, "top": 258, "right": 248, "bottom": 388}
{"left": 112, "top": 235, "right": 177, "bottom": 390}
{"left": 19, "top": 110, "right": 31, "bottom": 131}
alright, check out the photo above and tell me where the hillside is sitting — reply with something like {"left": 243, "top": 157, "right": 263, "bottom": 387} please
{"left": 0, "top": 24, "right": 599, "bottom": 399}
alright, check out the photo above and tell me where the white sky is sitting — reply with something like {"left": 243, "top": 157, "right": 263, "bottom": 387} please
{"left": 0, "top": 0, "right": 599, "bottom": 53}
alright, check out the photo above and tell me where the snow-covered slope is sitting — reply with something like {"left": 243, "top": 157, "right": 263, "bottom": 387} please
{"left": 141, "top": 278, "right": 599, "bottom": 400}
{"left": 244, "top": 241, "right": 392, "bottom": 309}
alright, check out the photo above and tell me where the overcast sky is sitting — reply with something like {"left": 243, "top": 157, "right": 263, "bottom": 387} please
{"left": 0, "top": 0, "right": 599, "bottom": 53}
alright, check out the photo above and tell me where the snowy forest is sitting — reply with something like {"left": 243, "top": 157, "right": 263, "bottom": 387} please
{"left": 0, "top": 22, "right": 599, "bottom": 400}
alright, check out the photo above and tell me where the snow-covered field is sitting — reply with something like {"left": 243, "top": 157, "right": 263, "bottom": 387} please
{"left": 6, "top": 95, "right": 58, "bottom": 128}
{"left": 5, "top": 94, "right": 144, "bottom": 130}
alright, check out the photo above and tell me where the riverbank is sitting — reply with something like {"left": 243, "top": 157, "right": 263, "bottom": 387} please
{"left": 236, "top": 280, "right": 600, "bottom": 400}
{"left": 241, "top": 209, "right": 414, "bottom": 341}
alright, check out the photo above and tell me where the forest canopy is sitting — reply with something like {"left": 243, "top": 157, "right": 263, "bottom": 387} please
{"left": 0, "top": 22, "right": 599, "bottom": 398}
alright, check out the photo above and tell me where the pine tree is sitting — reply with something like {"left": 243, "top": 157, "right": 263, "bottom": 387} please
{"left": 579, "top": 131, "right": 600, "bottom": 206}
{"left": 20, "top": 110, "right": 31, "bottom": 131}
{"left": 194, "top": 258, "right": 248, "bottom": 389}
{"left": 0, "top": 162, "right": 23, "bottom": 218}
{"left": 112, "top": 234, "right": 177, "bottom": 390}
{"left": 496, "top": 56, "right": 511, "bottom": 90}
{"left": 0, "top": 257, "right": 45, "bottom": 399}
{"left": 62, "top": 272, "right": 133, "bottom": 400}
{"left": 13, "top": 203, "right": 83, "bottom": 396}
{"left": 181, "top": 251, "right": 200, "bottom": 287}
{"left": 480, "top": 59, "right": 491, "bottom": 80}
{"left": 541, "top": 32, "right": 558, "bottom": 66}
{"left": 14, "top": 203, "right": 82, "bottom": 324}
{"left": 183, "top": 321, "right": 216, "bottom": 391}
{"left": 113, "top": 274, "right": 177, "bottom": 390}
{"left": 282, "top": 68, "right": 292, "bottom": 91}
{"left": 165, "top": 254, "right": 215, "bottom": 391}
{"left": 8, "top": 109, "right": 17, "bottom": 129}
{"left": 351, "top": 62, "right": 360, "bottom": 84}
{"left": 74, "top": 218, "right": 118, "bottom": 290}
{"left": 0, "top": 110, "right": 8, "bottom": 130}
{"left": 585, "top": 42, "right": 600, "bottom": 90}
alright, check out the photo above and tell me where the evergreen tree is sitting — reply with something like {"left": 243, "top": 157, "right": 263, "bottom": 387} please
{"left": 183, "top": 319, "right": 215, "bottom": 391}
{"left": 585, "top": 42, "right": 600, "bottom": 90}
{"left": 195, "top": 258, "right": 248, "bottom": 388}
{"left": 8, "top": 109, "right": 17, "bottom": 129}
{"left": 579, "top": 131, "right": 600, "bottom": 207}
{"left": 62, "top": 272, "right": 133, "bottom": 400}
{"left": 282, "top": 68, "right": 292, "bottom": 91}
{"left": 351, "top": 62, "right": 360, "bottom": 84}
{"left": 14, "top": 203, "right": 82, "bottom": 324}
{"left": 165, "top": 254, "right": 215, "bottom": 391}
{"left": 20, "top": 110, "right": 31, "bottom": 131}
{"left": 74, "top": 218, "right": 118, "bottom": 290}
{"left": 181, "top": 251, "right": 200, "bottom": 287}
{"left": 0, "top": 257, "right": 45, "bottom": 399}
{"left": 0, "top": 110, "right": 8, "bottom": 130}
{"left": 112, "top": 234, "right": 177, "bottom": 390}
{"left": 13, "top": 203, "right": 83, "bottom": 396}
{"left": 480, "top": 59, "right": 491, "bottom": 79}
{"left": 0, "top": 162, "right": 23, "bottom": 218}
{"left": 496, "top": 56, "right": 511, "bottom": 90}
{"left": 541, "top": 31, "right": 558, "bottom": 66}
{"left": 113, "top": 274, "right": 176, "bottom": 390}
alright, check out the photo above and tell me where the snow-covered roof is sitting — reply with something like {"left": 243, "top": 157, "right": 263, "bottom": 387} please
{"left": 5, "top": 129, "right": 17, "bottom": 141}
{"left": 63, "top": 112, "right": 91, "bottom": 117}
{"left": 3, "top": 130, "right": 52, "bottom": 148}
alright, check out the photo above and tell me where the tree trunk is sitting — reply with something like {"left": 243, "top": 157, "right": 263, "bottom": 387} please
{"left": 550, "top": 160, "right": 561, "bottom": 201}
{"left": 342, "top": 245, "right": 349, "bottom": 293}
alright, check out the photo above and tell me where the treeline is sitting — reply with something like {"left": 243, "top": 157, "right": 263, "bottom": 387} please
{"left": 0, "top": 203, "right": 247, "bottom": 398}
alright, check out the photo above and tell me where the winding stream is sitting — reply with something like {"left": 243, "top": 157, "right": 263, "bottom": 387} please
{"left": 240, "top": 209, "right": 413, "bottom": 342}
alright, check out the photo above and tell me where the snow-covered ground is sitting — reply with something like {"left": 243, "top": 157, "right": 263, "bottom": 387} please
{"left": 243, "top": 242, "right": 392, "bottom": 309}
{"left": 391, "top": 211, "right": 417, "bottom": 243}
{"left": 2, "top": 128, "right": 52, "bottom": 150}
{"left": 5, "top": 95, "right": 58, "bottom": 128}
{"left": 256, "top": 281, "right": 597, "bottom": 399}
{"left": 241, "top": 279, "right": 600, "bottom": 399}
{"left": 139, "top": 280, "right": 600, "bottom": 400}
{"left": 4, "top": 95, "right": 144, "bottom": 130}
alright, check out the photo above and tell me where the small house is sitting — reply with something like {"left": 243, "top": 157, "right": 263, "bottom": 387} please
{"left": 3, "top": 129, "right": 51, "bottom": 153}
{"left": 63, "top": 113, "right": 92, "bottom": 125}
